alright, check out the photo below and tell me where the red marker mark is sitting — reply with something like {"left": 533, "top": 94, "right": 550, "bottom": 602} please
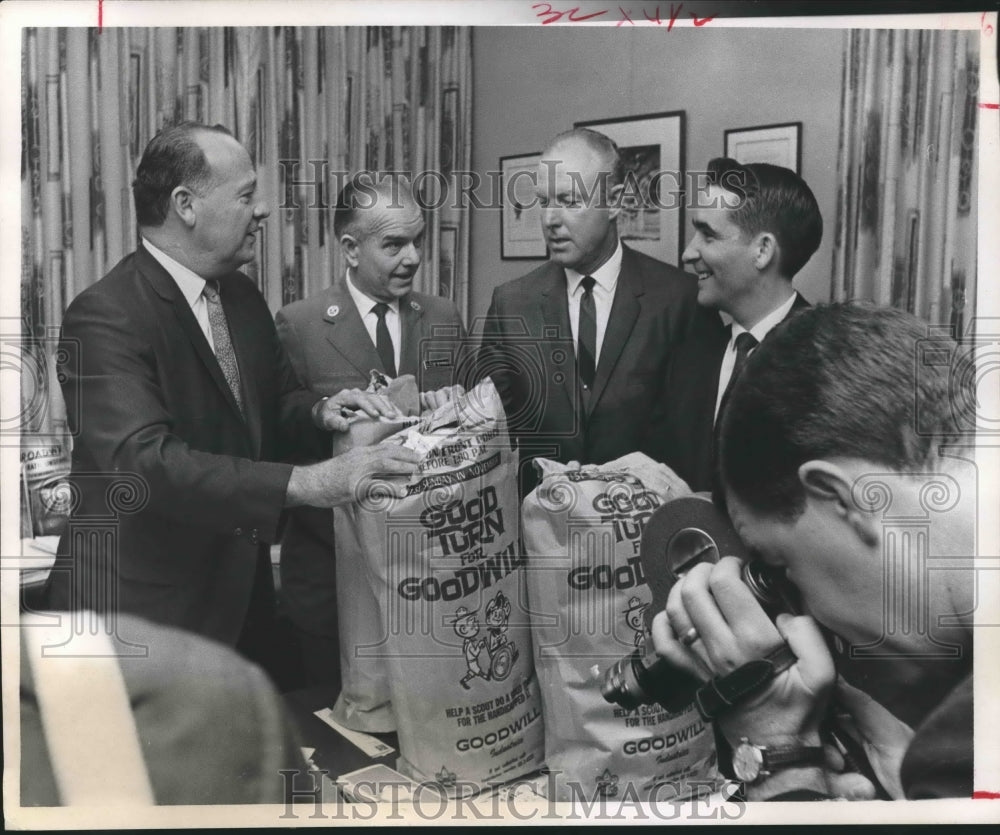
{"left": 980, "top": 103, "right": 1000, "bottom": 110}
{"left": 98, "top": 0, "right": 103, "bottom": 32}
{"left": 973, "top": 791, "right": 1000, "bottom": 799}
{"left": 643, "top": 5, "right": 662, "bottom": 24}
{"left": 617, "top": 6, "right": 635, "bottom": 26}
{"left": 532, "top": 3, "right": 609, "bottom": 24}
{"left": 691, "top": 13, "right": 715, "bottom": 26}
{"left": 982, "top": 12, "right": 994, "bottom": 36}
{"left": 667, "top": 2, "right": 683, "bottom": 31}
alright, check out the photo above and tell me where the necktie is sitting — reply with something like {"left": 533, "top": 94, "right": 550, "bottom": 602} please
{"left": 373, "top": 302, "right": 397, "bottom": 377}
{"left": 578, "top": 276, "right": 597, "bottom": 390}
{"left": 721, "top": 330, "right": 759, "bottom": 409}
{"left": 203, "top": 280, "right": 245, "bottom": 417}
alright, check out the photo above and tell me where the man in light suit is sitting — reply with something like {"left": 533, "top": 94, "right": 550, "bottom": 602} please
{"left": 48, "top": 122, "right": 419, "bottom": 666}
{"left": 652, "top": 157, "right": 822, "bottom": 493}
{"left": 479, "top": 128, "right": 698, "bottom": 497}
{"left": 275, "top": 174, "right": 467, "bottom": 686}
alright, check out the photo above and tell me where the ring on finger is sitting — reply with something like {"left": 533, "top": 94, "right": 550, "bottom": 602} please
{"left": 679, "top": 626, "right": 700, "bottom": 647}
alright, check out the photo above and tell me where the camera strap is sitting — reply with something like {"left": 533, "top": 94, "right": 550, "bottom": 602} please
{"left": 694, "top": 642, "right": 797, "bottom": 722}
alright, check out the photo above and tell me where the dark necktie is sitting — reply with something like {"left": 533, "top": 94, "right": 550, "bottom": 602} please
{"left": 203, "top": 280, "right": 244, "bottom": 417}
{"left": 721, "top": 330, "right": 759, "bottom": 411}
{"left": 578, "top": 276, "right": 597, "bottom": 390}
{"left": 373, "top": 302, "right": 397, "bottom": 377}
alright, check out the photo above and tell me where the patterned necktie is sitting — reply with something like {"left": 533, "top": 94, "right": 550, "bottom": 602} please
{"left": 203, "top": 280, "right": 245, "bottom": 417}
{"left": 721, "top": 330, "right": 759, "bottom": 409}
{"left": 373, "top": 302, "right": 397, "bottom": 377}
{"left": 578, "top": 276, "right": 597, "bottom": 390}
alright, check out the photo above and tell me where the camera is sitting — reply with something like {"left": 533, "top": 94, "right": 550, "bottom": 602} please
{"left": 601, "top": 495, "right": 800, "bottom": 713}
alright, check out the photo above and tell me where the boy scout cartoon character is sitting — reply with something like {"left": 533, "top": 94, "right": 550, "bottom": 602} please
{"left": 453, "top": 606, "right": 487, "bottom": 690}
{"left": 623, "top": 596, "right": 649, "bottom": 647}
{"left": 484, "top": 591, "right": 519, "bottom": 680}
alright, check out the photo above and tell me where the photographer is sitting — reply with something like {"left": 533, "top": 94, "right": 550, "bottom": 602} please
{"left": 650, "top": 303, "right": 974, "bottom": 800}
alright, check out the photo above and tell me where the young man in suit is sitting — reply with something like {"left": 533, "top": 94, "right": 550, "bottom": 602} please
{"left": 479, "top": 128, "right": 698, "bottom": 497}
{"left": 654, "top": 158, "right": 823, "bottom": 492}
{"left": 274, "top": 174, "right": 467, "bottom": 686}
{"left": 48, "top": 122, "right": 419, "bottom": 664}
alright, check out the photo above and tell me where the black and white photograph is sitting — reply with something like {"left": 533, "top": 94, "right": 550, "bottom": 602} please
{"left": 2, "top": 0, "right": 998, "bottom": 829}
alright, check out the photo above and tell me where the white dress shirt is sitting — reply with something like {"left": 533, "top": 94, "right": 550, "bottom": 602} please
{"left": 143, "top": 237, "right": 215, "bottom": 352}
{"left": 346, "top": 270, "right": 402, "bottom": 374}
{"left": 714, "top": 292, "right": 799, "bottom": 421}
{"left": 565, "top": 240, "right": 623, "bottom": 366}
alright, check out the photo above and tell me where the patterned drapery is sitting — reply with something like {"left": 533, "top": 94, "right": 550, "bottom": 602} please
{"left": 21, "top": 26, "right": 473, "bottom": 436}
{"left": 831, "top": 29, "right": 979, "bottom": 337}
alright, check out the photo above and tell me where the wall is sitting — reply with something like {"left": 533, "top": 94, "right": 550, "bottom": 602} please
{"left": 468, "top": 26, "right": 845, "bottom": 323}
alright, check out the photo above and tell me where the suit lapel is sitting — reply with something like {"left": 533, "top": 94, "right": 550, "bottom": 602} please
{"left": 539, "top": 264, "right": 576, "bottom": 412}
{"left": 588, "top": 249, "right": 642, "bottom": 414}
{"left": 398, "top": 295, "right": 425, "bottom": 377}
{"left": 322, "top": 282, "right": 384, "bottom": 378}
{"left": 137, "top": 249, "right": 248, "bottom": 428}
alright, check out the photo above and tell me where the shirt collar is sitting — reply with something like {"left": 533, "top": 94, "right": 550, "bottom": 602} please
{"left": 346, "top": 269, "right": 401, "bottom": 315}
{"left": 730, "top": 291, "right": 799, "bottom": 344}
{"left": 142, "top": 237, "right": 207, "bottom": 308}
{"left": 565, "top": 240, "right": 623, "bottom": 296}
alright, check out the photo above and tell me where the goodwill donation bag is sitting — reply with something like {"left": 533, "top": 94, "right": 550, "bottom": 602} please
{"left": 331, "top": 372, "right": 422, "bottom": 732}
{"left": 522, "top": 455, "right": 719, "bottom": 801}
{"left": 340, "top": 379, "right": 544, "bottom": 792}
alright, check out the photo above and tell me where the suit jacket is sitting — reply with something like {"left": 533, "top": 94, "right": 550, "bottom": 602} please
{"left": 479, "top": 244, "right": 698, "bottom": 496}
{"left": 20, "top": 613, "right": 309, "bottom": 805}
{"left": 274, "top": 280, "right": 467, "bottom": 635}
{"left": 654, "top": 292, "right": 811, "bottom": 493}
{"left": 48, "top": 246, "right": 326, "bottom": 645}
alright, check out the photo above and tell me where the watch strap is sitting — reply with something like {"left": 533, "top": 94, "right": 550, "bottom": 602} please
{"left": 694, "top": 642, "right": 797, "bottom": 721}
{"left": 763, "top": 744, "right": 825, "bottom": 771}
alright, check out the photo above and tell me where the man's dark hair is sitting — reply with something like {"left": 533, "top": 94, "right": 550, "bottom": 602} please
{"left": 706, "top": 157, "right": 823, "bottom": 278}
{"left": 719, "top": 303, "right": 968, "bottom": 520}
{"left": 333, "top": 171, "right": 418, "bottom": 240}
{"left": 132, "top": 121, "right": 234, "bottom": 227}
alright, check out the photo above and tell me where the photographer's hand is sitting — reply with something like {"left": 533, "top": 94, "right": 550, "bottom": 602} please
{"left": 650, "top": 556, "right": 836, "bottom": 748}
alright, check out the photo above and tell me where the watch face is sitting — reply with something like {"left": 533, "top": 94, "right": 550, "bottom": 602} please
{"left": 732, "top": 743, "right": 764, "bottom": 783}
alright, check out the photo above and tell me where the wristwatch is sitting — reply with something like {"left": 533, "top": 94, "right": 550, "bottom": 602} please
{"left": 731, "top": 738, "right": 825, "bottom": 785}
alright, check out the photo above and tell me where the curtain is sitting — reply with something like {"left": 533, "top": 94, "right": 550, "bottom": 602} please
{"left": 20, "top": 26, "right": 473, "bottom": 439}
{"left": 831, "top": 29, "right": 979, "bottom": 337}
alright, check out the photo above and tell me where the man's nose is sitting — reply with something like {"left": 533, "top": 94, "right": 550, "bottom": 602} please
{"left": 401, "top": 242, "right": 421, "bottom": 265}
{"left": 254, "top": 201, "right": 271, "bottom": 220}
{"left": 681, "top": 239, "right": 698, "bottom": 264}
{"left": 542, "top": 206, "right": 561, "bottom": 227}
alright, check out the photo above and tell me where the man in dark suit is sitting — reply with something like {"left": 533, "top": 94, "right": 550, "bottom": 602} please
{"left": 479, "top": 128, "right": 698, "bottom": 496}
{"left": 48, "top": 122, "right": 419, "bottom": 662}
{"left": 274, "top": 174, "right": 467, "bottom": 686}
{"left": 654, "top": 157, "right": 823, "bottom": 492}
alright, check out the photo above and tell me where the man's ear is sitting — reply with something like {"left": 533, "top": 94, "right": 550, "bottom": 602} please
{"left": 798, "top": 460, "right": 880, "bottom": 547}
{"left": 169, "top": 186, "right": 198, "bottom": 228}
{"left": 340, "top": 233, "right": 361, "bottom": 268}
{"left": 752, "top": 232, "right": 778, "bottom": 272}
{"left": 606, "top": 182, "right": 625, "bottom": 222}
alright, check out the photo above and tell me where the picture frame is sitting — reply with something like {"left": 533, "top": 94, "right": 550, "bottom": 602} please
{"left": 574, "top": 110, "right": 686, "bottom": 266}
{"left": 724, "top": 121, "right": 802, "bottom": 174}
{"left": 499, "top": 152, "right": 547, "bottom": 260}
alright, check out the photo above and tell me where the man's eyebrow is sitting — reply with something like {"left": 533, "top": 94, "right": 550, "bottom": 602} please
{"left": 237, "top": 177, "right": 257, "bottom": 193}
{"left": 692, "top": 219, "right": 717, "bottom": 235}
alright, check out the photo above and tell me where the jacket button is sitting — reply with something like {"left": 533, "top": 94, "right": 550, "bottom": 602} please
{"left": 249, "top": 529, "right": 259, "bottom": 545}
{"left": 234, "top": 527, "right": 242, "bottom": 536}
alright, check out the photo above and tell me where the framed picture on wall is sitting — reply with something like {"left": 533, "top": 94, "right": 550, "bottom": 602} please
{"left": 574, "top": 110, "right": 686, "bottom": 266}
{"left": 724, "top": 122, "right": 802, "bottom": 174}
{"left": 500, "top": 152, "right": 547, "bottom": 260}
